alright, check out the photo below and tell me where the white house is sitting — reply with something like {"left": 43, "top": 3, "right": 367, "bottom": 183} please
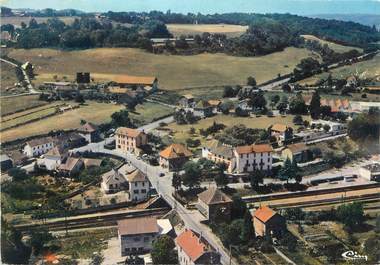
{"left": 127, "top": 169, "right": 150, "bottom": 202}
{"left": 118, "top": 217, "right": 172, "bottom": 256}
{"left": 42, "top": 146, "right": 65, "bottom": 171}
{"left": 359, "top": 163, "right": 380, "bottom": 181}
{"left": 23, "top": 137, "right": 54, "bottom": 157}
{"left": 101, "top": 169, "right": 128, "bottom": 194}
{"left": 234, "top": 144, "right": 273, "bottom": 174}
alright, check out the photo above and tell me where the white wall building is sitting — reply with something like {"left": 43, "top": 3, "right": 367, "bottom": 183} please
{"left": 359, "top": 163, "right": 380, "bottom": 181}
{"left": 234, "top": 144, "right": 273, "bottom": 174}
{"left": 310, "top": 120, "right": 347, "bottom": 134}
{"left": 23, "top": 137, "right": 54, "bottom": 157}
{"left": 42, "top": 146, "right": 65, "bottom": 171}
{"left": 127, "top": 169, "right": 150, "bottom": 202}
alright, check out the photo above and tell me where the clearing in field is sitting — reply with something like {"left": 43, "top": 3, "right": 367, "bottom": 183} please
{"left": 1, "top": 94, "right": 46, "bottom": 116}
{"left": 301, "top": 35, "right": 362, "bottom": 53}
{"left": 299, "top": 53, "right": 380, "bottom": 85}
{"left": 9, "top": 47, "right": 316, "bottom": 91}
{"left": 0, "top": 101, "right": 124, "bottom": 142}
{"left": 167, "top": 23, "right": 248, "bottom": 37}
{"left": 165, "top": 114, "right": 310, "bottom": 145}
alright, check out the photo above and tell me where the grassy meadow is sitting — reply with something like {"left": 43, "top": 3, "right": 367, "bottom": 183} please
{"left": 8, "top": 47, "right": 316, "bottom": 91}
{"left": 301, "top": 35, "right": 363, "bottom": 53}
{"left": 1, "top": 94, "right": 47, "bottom": 115}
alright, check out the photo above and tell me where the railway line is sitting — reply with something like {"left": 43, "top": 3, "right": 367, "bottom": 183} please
{"left": 14, "top": 207, "right": 170, "bottom": 232}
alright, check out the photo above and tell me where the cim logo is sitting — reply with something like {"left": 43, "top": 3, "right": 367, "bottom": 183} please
{"left": 341, "top": 250, "right": 368, "bottom": 261}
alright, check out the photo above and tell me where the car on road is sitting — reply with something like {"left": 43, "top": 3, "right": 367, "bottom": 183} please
{"left": 159, "top": 172, "right": 165, "bottom": 177}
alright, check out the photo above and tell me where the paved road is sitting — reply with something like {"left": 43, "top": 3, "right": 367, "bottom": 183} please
{"left": 0, "top": 58, "right": 37, "bottom": 93}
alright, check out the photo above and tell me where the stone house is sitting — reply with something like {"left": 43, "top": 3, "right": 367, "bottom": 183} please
{"left": 115, "top": 127, "right": 147, "bottom": 155}
{"left": 77, "top": 122, "right": 99, "bottom": 143}
{"left": 252, "top": 206, "right": 286, "bottom": 238}
{"left": 127, "top": 169, "right": 150, "bottom": 202}
{"left": 281, "top": 143, "right": 311, "bottom": 163}
{"left": 197, "top": 187, "right": 232, "bottom": 222}
{"left": 23, "top": 137, "right": 54, "bottom": 157}
{"left": 234, "top": 144, "right": 273, "bottom": 174}
{"left": 269, "top": 124, "right": 293, "bottom": 145}
{"left": 159, "top": 144, "right": 193, "bottom": 171}
{"left": 178, "top": 94, "right": 195, "bottom": 108}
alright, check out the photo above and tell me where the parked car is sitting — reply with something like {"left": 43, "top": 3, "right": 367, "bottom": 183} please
{"left": 159, "top": 172, "right": 165, "bottom": 177}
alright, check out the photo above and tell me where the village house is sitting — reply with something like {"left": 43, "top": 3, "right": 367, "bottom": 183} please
{"left": 101, "top": 169, "right": 128, "bottom": 194}
{"left": 238, "top": 99, "right": 252, "bottom": 111}
{"left": 234, "top": 144, "right": 273, "bottom": 174}
{"left": 176, "top": 229, "right": 221, "bottom": 265}
{"left": 77, "top": 122, "right": 100, "bottom": 143}
{"left": 115, "top": 127, "right": 148, "bottom": 155}
{"left": 127, "top": 169, "right": 150, "bottom": 202}
{"left": 294, "top": 130, "right": 332, "bottom": 143}
{"left": 252, "top": 206, "right": 286, "bottom": 238}
{"left": 178, "top": 94, "right": 195, "bottom": 108}
{"left": 118, "top": 217, "right": 173, "bottom": 256}
{"left": 23, "top": 137, "right": 54, "bottom": 157}
{"left": 42, "top": 146, "right": 66, "bottom": 171}
{"left": 208, "top": 100, "right": 222, "bottom": 113}
{"left": 269, "top": 124, "right": 293, "bottom": 145}
{"left": 56, "top": 132, "right": 86, "bottom": 149}
{"left": 202, "top": 140, "right": 235, "bottom": 173}
{"left": 58, "top": 157, "right": 84, "bottom": 177}
{"left": 281, "top": 143, "right": 311, "bottom": 163}
{"left": 0, "top": 154, "right": 13, "bottom": 171}
{"left": 197, "top": 187, "right": 232, "bottom": 222}
{"left": 159, "top": 144, "right": 193, "bottom": 171}
{"left": 44, "top": 82, "right": 78, "bottom": 98}
{"left": 193, "top": 100, "right": 213, "bottom": 118}
{"left": 359, "top": 163, "right": 380, "bottom": 181}
{"left": 112, "top": 75, "right": 158, "bottom": 93}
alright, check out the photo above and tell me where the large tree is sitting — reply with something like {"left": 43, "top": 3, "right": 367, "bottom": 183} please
{"left": 151, "top": 235, "right": 177, "bottom": 264}
{"left": 309, "top": 91, "right": 321, "bottom": 119}
{"left": 336, "top": 202, "right": 365, "bottom": 230}
{"left": 181, "top": 161, "right": 201, "bottom": 190}
{"left": 249, "top": 169, "right": 264, "bottom": 190}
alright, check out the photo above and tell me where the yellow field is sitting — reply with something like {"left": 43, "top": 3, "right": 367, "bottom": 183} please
{"left": 301, "top": 35, "right": 362, "bottom": 53}
{"left": 166, "top": 114, "right": 310, "bottom": 145}
{"left": 167, "top": 23, "right": 248, "bottom": 37}
{"left": 8, "top": 47, "right": 316, "bottom": 90}
{"left": 0, "top": 16, "right": 78, "bottom": 26}
{"left": 1, "top": 101, "right": 124, "bottom": 142}
{"left": 1, "top": 94, "right": 46, "bottom": 115}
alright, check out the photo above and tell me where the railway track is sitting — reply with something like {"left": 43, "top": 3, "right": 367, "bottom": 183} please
{"left": 15, "top": 207, "right": 170, "bottom": 232}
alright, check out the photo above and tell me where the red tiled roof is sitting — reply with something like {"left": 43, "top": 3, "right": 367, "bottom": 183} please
{"left": 159, "top": 144, "right": 193, "bottom": 159}
{"left": 113, "top": 75, "right": 156, "bottom": 85}
{"left": 175, "top": 229, "right": 210, "bottom": 262}
{"left": 270, "top": 124, "right": 289, "bottom": 132}
{"left": 253, "top": 206, "right": 277, "bottom": 223}
{"left": 198, "top": 187, "right": 232, "bottom": 205}
{"left": 235, "top": 144, "right": 273, "bottom": 154}
{"left": 116, "top": 127, "right": 144, "bottom": 138}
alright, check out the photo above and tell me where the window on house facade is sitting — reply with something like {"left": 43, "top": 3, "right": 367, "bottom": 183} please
{"left": 134, "top": 190, "right": 139, "bottom": 194}
{"left": 141, "top": 189, "right": 146, "bottom": 193}
{"left": 134, "top": 182, "right": 138, "bottom": 187}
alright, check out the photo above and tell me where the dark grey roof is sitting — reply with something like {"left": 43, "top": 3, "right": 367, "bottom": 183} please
{"left": 205, "top": 140, "right": 234, "bottom": 159}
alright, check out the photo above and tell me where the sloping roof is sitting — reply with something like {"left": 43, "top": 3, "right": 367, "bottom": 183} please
{"left": 235, "top": 144, "right": 273, "bottom": 154}
{"left": 285, "top": 143, "right": 308, "bottom": 154}
{"left": 159, "top": 144, "right": 193, "bottom": 160}
{"left": 208, "top": 100, "right": 221, "bottom": 106}
{"left": 117, "top": 217, "right": 158, "bottom": 236}
{"left": 102, "top": 169, "right": 127, "bottom": 185}
{"left": 26, "top": 137, "right": 54, "bottom": 147}
{"left": 195, "top": 100, "right": 211, "bottom": 109}
{"left": 78, "top": 122, "right": 98, "bottom": 133}
{"left": 45, "top": 146, "right": 64, "bottom": 157}
{"left": 112, "top": 75, "right": 156, "bottom": 85}
{"left": 253, "top": 206, "right": 277, "bottom": 223}
{"left": 176, "top": 229, "right": 212, "bottom": 262}
{"left": 118, "top": 163, "right": 137, "bottom": 176}
{"left": 115, "top": 127, "right": 143, "bottom": 138}
{"left": 58, "top": 157, "right": 81, "bottom": 172}
{"left": 127, "top": 169, "right": 147, "bottom": 182}
{"left": 83, "top": 158, "right": 102, "bottom": 168}
{"left": 270, "top": 124, "right": 289, "bottom": 132}
{"left": 198, "top": 187, "right": 232, "bottom": 205}
{"left": 205, "top": 140, "right": 234, "bottom": 159}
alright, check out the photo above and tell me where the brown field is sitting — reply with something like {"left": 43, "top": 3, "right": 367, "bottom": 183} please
{"left": 0, "top": 94, "right": 46, "bottom": 116}
{"left": 301, "top": 35, "right": 362, "bottom": 53}
{"left": 166, "top": 114, "right": 310, "bottom": 145}
{"left": 167, "top": 23, "right": 248, "bottom": 37}
{"left": 1, "top": 101, "right": 124, "bottom": 142}
{"left": 1, "top": 16, "right": 79, "bottom": 26}
{"left": 8, "top": 47, "right": 316, "bottom": 90}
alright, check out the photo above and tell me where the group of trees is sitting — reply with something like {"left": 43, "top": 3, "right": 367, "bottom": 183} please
{"left": 216, "top": 124, "right": 270, "bottom": 146}
{"left": 173, "top": 109, "right": 198, "bottom": 124}
{"left": 8, "top": 17, "right": 171, "bottom": 50}
{"left": 278, "top": 158, "right": 302, "bottom": 184}
{"left": 348, "top": 107, "right": 380, "bottom": 144}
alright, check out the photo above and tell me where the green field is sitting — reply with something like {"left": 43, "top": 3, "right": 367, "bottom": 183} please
{"left": 1, "top": 101, "right": 124, "bottom": 142}
{"left": 129, "top": 102, "right": 174, "bottom": 127}
{"left": 8, "top": 47, "right": 317, "bottom": 90}
{"left": 0, "top": 94, "right": 46, "bottom": 116}
{"left": 301, "top": 35, "right": 362, "bottom": 53}
{"left": 167, "top": 23, "right": 248, "bottom": 37}
{"left": 0, "top": 63, "right": 19, "bottom": 94}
